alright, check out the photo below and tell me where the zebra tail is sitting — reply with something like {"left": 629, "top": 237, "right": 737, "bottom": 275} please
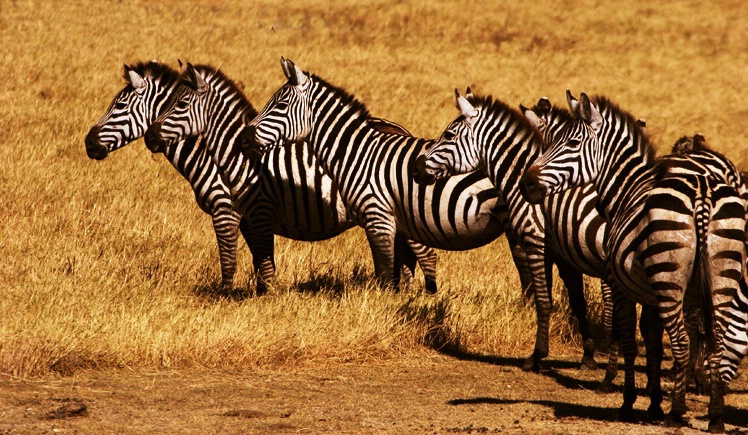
{"left": 695, "top": 180, "right": 715, "bottom": 351}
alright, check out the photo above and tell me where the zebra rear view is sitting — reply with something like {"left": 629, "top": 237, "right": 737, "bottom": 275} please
{"left": 519, "top": 91, "right": 746, "bottom": 432}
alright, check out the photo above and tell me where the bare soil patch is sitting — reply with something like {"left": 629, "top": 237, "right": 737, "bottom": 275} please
{"left": 1, "top": 353, "right": 746, "bottom": 434}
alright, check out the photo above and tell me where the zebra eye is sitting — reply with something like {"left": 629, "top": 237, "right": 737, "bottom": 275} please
{"left": 114, "top": 101, "right": 127, "bottom": 110}
{"left": 567, "top": 139, "right": 581, "bottom": 148}
{"left": 443, "top": 131, "right": 456, "bottom": 141}
{"left": 176, "top": 100, "right": 189, "bottom": 109}
{"left": 276, "top": 102, "right": 289, "bottom": 110}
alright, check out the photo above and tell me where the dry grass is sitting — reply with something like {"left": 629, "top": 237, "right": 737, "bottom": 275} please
{"left": 1, "top": 0, "right": 747, "bottom": 379}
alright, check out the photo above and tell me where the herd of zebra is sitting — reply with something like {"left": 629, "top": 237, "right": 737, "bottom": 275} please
{"left": 85, "top": 57, "right": 748, "bottom": 432}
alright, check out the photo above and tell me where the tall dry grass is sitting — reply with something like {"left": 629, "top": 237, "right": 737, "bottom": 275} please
{"left": 1, "top": 0, "right": 746, "bottom": 377}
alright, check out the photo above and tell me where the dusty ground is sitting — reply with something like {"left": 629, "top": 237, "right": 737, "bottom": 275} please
{"left": 1, "top": 353, "right": 746, "bottom": 434}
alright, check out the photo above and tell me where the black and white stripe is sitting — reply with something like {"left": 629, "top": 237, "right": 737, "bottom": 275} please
{"left": 85, "top": 61, "right": 246, "bottom": 289}
{"left": 520, "top": 91, "right": 745, "bottom": 431}
{"left": 141, "top": 62, "right": 442, "bottom": 294}
{"left": 244, "top": 58, "right": 603, "bottom": 371}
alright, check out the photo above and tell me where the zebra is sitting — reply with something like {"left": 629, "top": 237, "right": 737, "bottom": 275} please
{"left": 669, "top": 134, "right": 748, "bottom": 392}
{"left": 518, "top": 91, "right": 745, "bottom": 431}
{"left": 85, "top": 61, "right": 433, "bottom": 294}
{"left": 241, "top": 57, "right": 603, "bottom": 371}
{"left": 85, "top": 61, "right": 248, "bottom": 290}
{"left": 526, "top": 102, "right": 748, "bottom": 395}
{"left": 139, "top": 62, "right": 444, "bottom": 294}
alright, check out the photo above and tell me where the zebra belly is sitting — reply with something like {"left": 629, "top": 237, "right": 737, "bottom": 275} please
{"left": 393, "top": 174, "right": 506, "bottom": 251}
{"left": 257, "top": 142, "right": 356, "bottom": 241}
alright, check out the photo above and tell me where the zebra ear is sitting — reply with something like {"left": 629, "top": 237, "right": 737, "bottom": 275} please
{"left": 126, "top": 68, "right": 147, "bottom": 95}
{"left": 580, "top": 92, "right": 602, "bottom": 132}
{"left": 537, "top": 97, "right": 551, "bottom": 114}
{"left": 280, "top": 56, "right": 294, "bottom": 83}
{"left": 186, "top": 63, "right": 208, "bottom": 95}
{"left": 636, "top": 118, "right": 647, "bottom": 133}
{"left": 178, "top": 59, "right": 185, "bottom": 70}
{"left": 523, "top": 107, "right": 544, "bottom": 130}
{"left": 566, "top": 89, "right": 580, "bottom": 117}
{"left": 455, "top": 90, "right": 478, "bottom": 119}
{"left": 465, "top": 86, "right": 473, "bottom": 98}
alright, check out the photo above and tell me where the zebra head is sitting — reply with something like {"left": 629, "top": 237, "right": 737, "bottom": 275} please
{"left": 244, "top": 57, "right": 313, "bottom": 157}
{"left": 144, "top": 62, "right": 209, "bottom": 154}
{"left": 413, "top": 88, "right": 482, "bottom": 185}
{"left": 85, "top": 61, "right": 178, "bottom": 160}
{"left": 519, "top": 90, "right": 603, "bottom": 204}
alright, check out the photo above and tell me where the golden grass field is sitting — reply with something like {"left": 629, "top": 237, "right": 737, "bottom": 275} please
{"left": 2, "top": 0, "right": 748, "bottom": 433}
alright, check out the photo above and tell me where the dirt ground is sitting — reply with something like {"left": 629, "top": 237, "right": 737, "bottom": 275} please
{"left": 1, "top": 353, "right": 747, "bottom": 435}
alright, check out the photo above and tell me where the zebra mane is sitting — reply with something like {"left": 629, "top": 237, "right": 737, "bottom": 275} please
{"left": 187, "top": 64, "right": 259, "bottom": 118}
{"left": 591, "top": 95, "right": 657, "bottom": 164}
{"left": 310, "top": 74, "right": 372, "bottom": 121}
{"left": 466, "top": 94, "right": 543, "bottom": 140}
{"left": 124, "top": 61, "right": 180, "bottom": 89}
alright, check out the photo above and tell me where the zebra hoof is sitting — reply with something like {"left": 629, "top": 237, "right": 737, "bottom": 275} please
{"left": 708, "top": 417, "right": 725, "bottom": 433}
{"left": 646, "top": 403, "right": 665, "bottom": 421}
{"left": 617, "top": 406, "right": 636, "bottom": 423}
{"left": 596, "top": 381, "right": 613, "bottom": 395}
{"left": 425, "top": 281, "right": 437, "bottom": 295}
{"left": 581, "top": 354, "right": 598, "bottom": 371}
{"left": 664, "top": 412, "right": 688, "bottom": 428}
{"left": 522, "top": 355, "right": 540, "bottom": 373}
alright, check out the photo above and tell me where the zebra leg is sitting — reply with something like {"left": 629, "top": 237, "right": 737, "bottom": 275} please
{"left": 615, "top": 291, "right": 639, "bottom": 422}
{"left": 406, "top": 239, "right": 438, "bottom": 294}
{"left": 640, "top": 305, "right": 665, "bottom": 421}
{"left": 684, "top": 308, "right": 709, "bottom": 395}
{"left": 212, "top": 208, "right": 243, "bottom": 289}
{"left": 522, "top": 246, "right": 553, "bottom": 372}
{"left": 662, "top": 309, "right": 690, "bottom": 428}
{"left": 707, "top": 349, "right": 727, "bottom": 433}
{"left": 364, "top": 224, "right": 396, "bottom": 290}
{"left": 243, "top": 219, "right": 276, "bottom": 297}
{"left": 507, "top": 238, "right": 533, "bottom": 301}
{"left": 598, "top": 280, "right": 619, "bottom": 393}
{"left": 557, "top": 258, "right": 596, "bottom": 370}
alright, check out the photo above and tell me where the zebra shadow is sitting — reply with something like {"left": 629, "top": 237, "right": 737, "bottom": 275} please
{"left": 447, "top": 397, "right": 624, "bottom": 422}
{"left": 438, "top": 348, "right": 677, "bottom": 394}
{"left": 192, "top": 281, "right": 251, "bottom": 302}
{"left": 291, "top": 264, "right": 371, "bottom": 296}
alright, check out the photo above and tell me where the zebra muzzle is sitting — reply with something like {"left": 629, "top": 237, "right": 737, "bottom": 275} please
{"left": 519, "top": 166, "right": 547, "bottom": 204}
{"left": 84, "top": 126, "right": 108, "bottom": 160}
{"left": 144, "top": 122, "right": 166, "bottom": 154}
{"left": 413, "top": 155, "right": 437, "bottom": 185}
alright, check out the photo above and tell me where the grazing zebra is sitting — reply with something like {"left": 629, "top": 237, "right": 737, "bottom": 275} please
{"left": 519, "top": 91, "right": 745, "bottom": 431}
{"left": 85, "top": 61, "right": 432, "bottom": 294}
{"left": 242, "top": 57, "right": 603, "bottom": 371}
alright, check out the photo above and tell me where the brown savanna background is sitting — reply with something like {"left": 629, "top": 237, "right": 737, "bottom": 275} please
{"left": 1, "top": 0, "right": 748, "bottom": 433}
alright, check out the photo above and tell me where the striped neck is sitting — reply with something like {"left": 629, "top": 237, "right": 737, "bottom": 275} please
{"left": 306, "top": 77, "right": 377, "bottom": 181}
{"left": 469, "top": 98, "right": 547, "bottom": 203}
{"left": 591, "top": 100, "right": 657, "bottom": 221}
{"left": 193, "top": 67, "right": 259, "bottom": 195}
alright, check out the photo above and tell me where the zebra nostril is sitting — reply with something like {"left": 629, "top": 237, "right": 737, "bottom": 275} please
{"left": 519, "top": 168, "right": 545, "bottom": 204}
{"left": 85, "top": 126, "right": 108, "bottom": 160}
{"left": 144, "top": 122, "right": 165, "bottom": 153}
